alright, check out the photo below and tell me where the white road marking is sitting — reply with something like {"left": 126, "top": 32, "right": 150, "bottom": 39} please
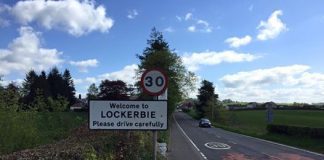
{"left": 262, "top": 152, "right": 282, "bottom": 160}
{"left": 174, "top": 115, "right": 208, "bottom": 160}
{"left": 229, "top": 141, "right": 237, "bottom": 144}
{"left": 204, "top": 142, "right": 231, "bottom": 150}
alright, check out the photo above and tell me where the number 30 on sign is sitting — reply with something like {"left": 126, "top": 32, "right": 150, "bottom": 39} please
{"left": 141, "top": 69, "right": 168, "bottom": 96}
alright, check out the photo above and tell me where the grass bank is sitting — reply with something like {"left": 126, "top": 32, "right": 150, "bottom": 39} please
{"left": 0, "top": 111, "right": 167, "bottom": 159}
{"left": 0, "top": 111, "right": 87, "bottom": 154}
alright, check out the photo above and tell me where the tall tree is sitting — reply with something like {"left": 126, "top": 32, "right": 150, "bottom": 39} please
{"left": 197, "top": 80, "right": 219, "bottom": 118}
{"left": 63, "top": 69, "right": 76, "bottom": 105}
{"left": 22, "top": 70, "right": 38, "bottom": 105}
{"left": 37, "top": 71, "right": 50, "bottom": 98}
{"left": 98, "top": 80, "right": 129, "bottom": 100}
{"left": 47, "top": 67, "right": 64, "bottom": 100}
{"left": 136, "top": 28, "right": 196, "bottom": 116}
{"left": 87, "top": 83, "right": 99, "bottom": 99}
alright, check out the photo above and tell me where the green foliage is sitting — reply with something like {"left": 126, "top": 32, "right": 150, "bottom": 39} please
{"left": 47, "top": 96, "right": 69, "bottom": 112}
{"left": 86, "top": 83, "right": 99, "bottom": 99}
{"left": 136, "top": 28, "right": 196, "bottom": 116}
{"left": 196, "top": 80, "right": 218, "bottom": 118}
{"left": 20, "top": 68, "right": 76, "bottom": 112}
{"left": 0, "top": 112, "right": 87, "bottom": 154}
{"left": 187, "top": 109, "right": 200, "bottom": 120}
{"left": 62, "top": 69, "right": 76, "bottom": 105}
{"left": 267, "top": 124, "right": 324, "bottom": 138}
{"left": 31, "top": 89, "right": 48, "bottom": 112}
{"left": 98, "top": 80, "right": 129, "bottom": 100}
{"left": 0, "top": 82, "right": 20, "bottom": 112}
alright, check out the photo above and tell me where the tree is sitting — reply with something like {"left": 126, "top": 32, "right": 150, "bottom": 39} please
{"left": 47, "top": 67, "right": 64, "bottom": 100}
{"left": 37, "top": 71, "right": 50, "bottom": 99}
{"left": 22, "top": 70, "right": 39, "bottom": 105}
{"left": 98, "top": 80, "right": 129, "bottom": 100}
{"left": 136, "top": 28, "right": 196, "bottom": 116}
{"left": 87, "top": 83, "right": 99, "bottom": 99}
{"left": 47, "top": 95, "right": 69, "bottom": 112}
{"left": 31, "top": 89, "right": 48, "bottom": 112}
{"left": 197, "top": 80, "right": 219, "bottom": 118}
{"left": 62, "top": 69, "right": 76, "bottom": 105}
{"left": 0, "top": 82, "right": 21, "bottom": 112}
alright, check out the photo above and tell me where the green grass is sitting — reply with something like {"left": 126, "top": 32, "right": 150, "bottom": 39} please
{"left": 0, "top": 111, "right": 87, "bottom": 155}
{"left": 220, "top": 110, "right": 324, "bottom": 135}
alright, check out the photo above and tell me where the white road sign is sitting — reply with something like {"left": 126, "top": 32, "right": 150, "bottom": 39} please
{"left": 141, "top": 69, "right": 168, "bottom": 96}
{"left": 89, "top": 100, "right": 167, "bottom": 130}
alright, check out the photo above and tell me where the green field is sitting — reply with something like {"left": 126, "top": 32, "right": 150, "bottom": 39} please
{"left": 0, "top": 111, "right": 87, "bottom": 154}
{"left": 213, "top": 110, "right": 324, "bottom": 153}
{"left": 219, "top": 110, "right": 324, "bottom": 134}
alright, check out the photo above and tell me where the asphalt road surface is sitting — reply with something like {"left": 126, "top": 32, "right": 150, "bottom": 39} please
{"left": 169, "top": 112, "right": 324, "bottom": 160}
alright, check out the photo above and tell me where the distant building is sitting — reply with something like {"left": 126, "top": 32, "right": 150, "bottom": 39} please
{"left": 225, "top": 105, "right": 244, "bottom": 110}
{"left": 265, "top": 102, "right": 277, "bottom": 109}
{"left": 70, "top": 94, "right": 88, "bottom": 111}
{"left": 246, "top": 102, "right": 257, "bottom": 109}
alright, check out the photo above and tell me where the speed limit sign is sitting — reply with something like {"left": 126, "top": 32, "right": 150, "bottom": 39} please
{"left": 141, "top": 69, "right": 168, "bottom": 96}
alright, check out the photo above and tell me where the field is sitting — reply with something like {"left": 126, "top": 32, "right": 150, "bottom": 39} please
{"left": 219, "top": 110, "right": 324, "bottom": 134}
{"left": 0, "top": 111, "right": 87, "bottom": 154}
{"left": 213, "top": 110, "right": 324, "bottom": 153}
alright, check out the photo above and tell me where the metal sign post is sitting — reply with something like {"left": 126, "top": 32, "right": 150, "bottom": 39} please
{"left": 141, "top": 69, "right": 168, "bottom": 160}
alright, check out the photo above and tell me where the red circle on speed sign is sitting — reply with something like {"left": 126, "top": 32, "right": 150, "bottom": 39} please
{"left": 141, "top": 69, "right": 168, "bottom": 96}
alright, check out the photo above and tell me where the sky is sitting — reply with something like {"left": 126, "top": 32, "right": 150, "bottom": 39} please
{"left": 0, "top": 0, "right": 324, "bottom": 103}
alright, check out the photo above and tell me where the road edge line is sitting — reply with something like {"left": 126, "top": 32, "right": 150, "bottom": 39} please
{"left": 230, "top": 131, "right": 324, "bottom": 157}
{"left": 173, "top": 114, "right": 208, "bottom": 160}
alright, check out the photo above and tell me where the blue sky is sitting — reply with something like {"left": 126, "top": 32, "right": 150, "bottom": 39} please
{"left": 1, "top": 0, "right": 324, "bottom": 103}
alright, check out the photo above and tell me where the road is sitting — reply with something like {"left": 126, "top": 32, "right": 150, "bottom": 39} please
{"left": 169, "top": 112, "right": 324, "bottom": 160}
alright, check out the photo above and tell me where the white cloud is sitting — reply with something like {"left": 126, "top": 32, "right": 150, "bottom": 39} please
{"left": 127, "top": 9, "right": 138, "bottom": 19}
{"left": 257, "top": 10, "right": 287, "bottom": 40}
{"left": 0, "top": 4, "right": 10, "bottom": 27}
{"left": 164, "top": 27, "right": 175, "bottom": 33}
{"left": 225, "top": 35, "right": 252, "bottom": 48}
{"left": 221, "top": 65, "right": 310, "bottom": 88}
{"left": 0, "top": 26, "right": 63, "bottom": 75}
{"left": 188, "top": 26, "right": 196, "bottom": 32}
{"left": 185, "top": 13, "right": 192, "bottom": 21}
{"left": 75, "top": 64, "right": 138, "bottom": 86}
{"left": 176, "top": 15, "right": 182, "bottom": 21}
{"left": 98, "top": 64, "right": 138, "bottom": 85}
{"left": 11, "top": 0, "right": 114, "bottom": 36}
{"left": 70, "top": 59, "right": 98, "bottom": 73}
{"left": 0, "top": 78, "right": 24, "bottom": 87}
{"left": 220, "top": 65, "right": 324, "bottom": 103}
{"left": 182, "top": 50, "right": 260, "bottom": 72}
{"left": 188, "top": 19, "right": 212, "bottom": 33}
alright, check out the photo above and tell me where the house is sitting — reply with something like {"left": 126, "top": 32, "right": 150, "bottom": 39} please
{"left": 70, "top": 94, "right": 88, "bottom": 111}
{"left": 246, "top": 102, "right": 257, "bottom": 109}
{"left": 265, "top": 101, "right": 277, "bottom": 109}
{"left": 70, "top": 102, "right": 87, "bottom": 111}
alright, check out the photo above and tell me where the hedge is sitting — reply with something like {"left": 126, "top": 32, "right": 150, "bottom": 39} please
{"left": 267, "top": 124, "right": 324, "bottom": 138}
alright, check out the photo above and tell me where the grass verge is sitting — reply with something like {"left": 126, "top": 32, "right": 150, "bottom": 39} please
{"left": 0, "top": 111, "right": 87, "bottom": 154}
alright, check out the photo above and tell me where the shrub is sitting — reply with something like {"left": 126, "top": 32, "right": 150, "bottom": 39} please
{"left": 267, "top": 124, "right": 324, "bottom": 138}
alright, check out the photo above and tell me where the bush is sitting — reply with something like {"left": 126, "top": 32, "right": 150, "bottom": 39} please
{"left": 267, "top": 124, "right": 324, "bottom": 138}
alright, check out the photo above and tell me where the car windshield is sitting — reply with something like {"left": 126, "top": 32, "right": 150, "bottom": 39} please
{"left": 201, "top": 119, "right": 210, "bottom": 122}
